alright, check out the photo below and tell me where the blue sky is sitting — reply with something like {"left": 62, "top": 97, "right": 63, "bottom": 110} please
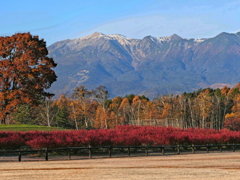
{"left": 1, "top": 0, "right": 240, "bottom": 46}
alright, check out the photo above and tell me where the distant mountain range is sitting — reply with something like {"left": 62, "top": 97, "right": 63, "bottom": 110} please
{"left": 48, "top": 31, "right": 240, "bottom": 99}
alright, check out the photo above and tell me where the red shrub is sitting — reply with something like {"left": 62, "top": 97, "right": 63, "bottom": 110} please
{"left": 1, "top": 126, "right": 240, "bottom": 149}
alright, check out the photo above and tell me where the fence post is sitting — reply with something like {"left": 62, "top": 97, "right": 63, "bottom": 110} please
{"left": 233, "top": 144, "right": 235, "bottom": 152}
{"left": 219, "top": 145, "right": 222, "bottom": 152}
{"left": 128, "top": 146, "right": 130, "bottom": 157}
{"left": 89, "top": 147, "right": 92, "bottom": 159}
{"left": 145, "top": 146, "right": 148, "bottom": 156}
{"left": 67, "top": 148, "right": 71, "bottom": 160}
{"left": 177, "top": 144, "right": 180, "bottom": 155}
{"left": 109, "top": 146, "right": 112, "bottom": 158}
{"left": 162, "top": 146, "right": 165, "bottom": 155}
{"left": 45, "top": 148, "right": 49, "bottom": 161}
{"left": 18, "top": 151, "right": 21, "bottom": 162}
{"left": 206, "top": 144, "right": 209, "bottom": 153}
{"left": 192, "top": 144, "right": 195, "bottom": 154}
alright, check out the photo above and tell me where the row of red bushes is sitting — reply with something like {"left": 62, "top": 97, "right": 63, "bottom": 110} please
{"left": 1, "top": 125, "right": 240, "bottom": 150}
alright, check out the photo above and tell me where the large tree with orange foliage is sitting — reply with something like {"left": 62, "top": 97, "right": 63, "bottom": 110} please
{"left": 0, "top": 33, "right": 57, "bottom": 124}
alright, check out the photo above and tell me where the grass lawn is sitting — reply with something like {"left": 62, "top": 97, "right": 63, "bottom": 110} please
{"left": 0, "top": 124, "right": 66, "bottom": 131}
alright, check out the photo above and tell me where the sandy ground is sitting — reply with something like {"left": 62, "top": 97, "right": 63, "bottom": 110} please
{"left": 1, "top": 152, "right": 240, "bottom": 180}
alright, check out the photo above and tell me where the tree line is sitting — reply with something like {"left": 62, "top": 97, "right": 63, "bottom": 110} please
{"left": 6, "top": 84, "right": 240, "bottom": 131}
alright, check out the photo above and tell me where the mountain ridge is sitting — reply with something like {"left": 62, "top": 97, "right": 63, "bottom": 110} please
{"left": 48, "top": 31, "right": 240, "bottom": 99}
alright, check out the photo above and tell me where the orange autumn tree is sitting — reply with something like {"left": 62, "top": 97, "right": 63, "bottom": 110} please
{"left": 0, "top": 33, "right": 57, "bottom": 124}
{"left": 69, "top": 85, "right": 95, "bottom": 129}
{"left": 109, "top": 96, "right": 124, "bottom": 126}
{"left": 225, "top": 93, "right": 240, "bottom": 130}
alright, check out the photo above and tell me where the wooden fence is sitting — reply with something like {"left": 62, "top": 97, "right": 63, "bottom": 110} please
{"left": 0, "top": 144, "right": 239, "bottom": 162}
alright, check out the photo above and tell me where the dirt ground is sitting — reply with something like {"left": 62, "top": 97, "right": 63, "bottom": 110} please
{"left": 1, "top": 152, "right": 240, "bottom": 180}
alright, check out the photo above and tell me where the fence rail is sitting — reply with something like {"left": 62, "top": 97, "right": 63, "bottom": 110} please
{"left": 1, "top": 144, "right": 240, "bottom": 162}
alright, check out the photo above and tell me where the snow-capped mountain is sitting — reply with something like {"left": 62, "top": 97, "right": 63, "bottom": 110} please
{"left": 48, "top": 32, "right": 240, "bottom": 99}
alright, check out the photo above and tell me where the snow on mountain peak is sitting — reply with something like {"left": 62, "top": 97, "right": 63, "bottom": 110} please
{"left": 82, "top": 32, "right": 105, "bottom": 39}
{"left": 108, "top": 34, "right": 127, "bottom": 39}
{"left": 194, "top": 39, "right": 205, "bottom": 43}
{"left": 73, "top": 32, "right": 209, "bottom": 48}
{"left": 104, "top": 33, "right": 134, "bottom": 46}
{"left": 156, "top": 36, "right": 171, "bottom": 42}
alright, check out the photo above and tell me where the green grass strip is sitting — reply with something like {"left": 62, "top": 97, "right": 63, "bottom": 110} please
{"left": 0, "top": 124, "right": 65, "bottom": 131}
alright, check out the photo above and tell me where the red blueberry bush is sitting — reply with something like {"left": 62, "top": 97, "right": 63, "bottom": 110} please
{"left": 1, "top": 125, "right": 240, "bottom": 150}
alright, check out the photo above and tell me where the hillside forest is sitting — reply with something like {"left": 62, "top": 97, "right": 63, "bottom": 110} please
{"left": 7, "top": 84, "right": 240, "bottom": 131}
